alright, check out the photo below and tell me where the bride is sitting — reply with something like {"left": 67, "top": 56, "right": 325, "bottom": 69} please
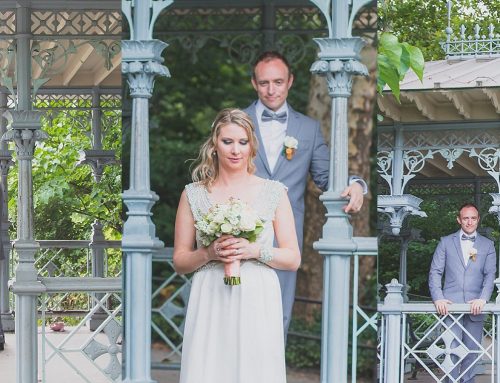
{"left": 173, "top": 108, "right": 300, "bottom": 383}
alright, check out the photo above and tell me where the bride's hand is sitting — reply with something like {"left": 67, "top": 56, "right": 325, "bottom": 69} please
{"left": 208, "top": 235, "right": 234, "bottom": 263}
{"left": 220, "top": 237, "right": 259, "bottom": 260}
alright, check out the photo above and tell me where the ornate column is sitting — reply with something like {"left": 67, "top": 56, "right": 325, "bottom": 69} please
{"left": 4, "top": 4, "right": 48, "bottom": 383}
{"left": 381, "top": 279, "right": 404, "bottom": 383}
{"left": 121, "top": 1, "right": 172, "bottom": 382}
{"left": 0, "top": 91, "right": 13, "bottom": 331}
{"left": 77, "top": 89, "right": 118, "bottom": 330}
{"left": 309, "top": 1, "right": 377, "bottom": 381}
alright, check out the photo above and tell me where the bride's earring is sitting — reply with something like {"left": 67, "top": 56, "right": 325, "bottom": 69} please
{"left": 212, "top": 150, "right": 217, "bottom": 157}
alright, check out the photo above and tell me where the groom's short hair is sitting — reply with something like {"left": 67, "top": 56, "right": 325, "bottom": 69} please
{"left": 252, "top": 51, "right": 292, "bottom": 79}
{"left": 458, "top": 202, "right": 479, "bottom": 216}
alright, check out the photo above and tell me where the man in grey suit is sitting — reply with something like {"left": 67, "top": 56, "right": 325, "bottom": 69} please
{"left": 244, "top": 51, "right": 366, "bottom": 336}
{"left": 429, "top": 203, "right": 496, "bottom": 383}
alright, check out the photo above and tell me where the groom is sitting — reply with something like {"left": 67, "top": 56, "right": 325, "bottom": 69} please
{"left": 429, "top": 203, "right": 496, "bottom": 382}
{"left": 244, "top": 51, "right": 366, "bottom": 336}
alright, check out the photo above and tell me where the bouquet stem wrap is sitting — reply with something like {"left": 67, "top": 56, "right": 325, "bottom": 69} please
{"left": 224, "top": 261, "right": 241, "bottom": 285}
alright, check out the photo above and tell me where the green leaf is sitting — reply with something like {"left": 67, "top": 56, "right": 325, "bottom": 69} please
{"left": 379, "top": 32, "right": 403, "bottom": 70}
{"left": 377, "top": 54, "right": 401, "bottom": 102}
{"left": 403, "top": 42, "right": 425, "bottom": 81}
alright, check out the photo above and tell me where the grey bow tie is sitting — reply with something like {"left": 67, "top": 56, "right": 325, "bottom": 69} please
{"left": 261, "top": 109, "right": 287, "bottom": 123}
{"left": 461, "top": 234, "right": 476, "bottom": 242}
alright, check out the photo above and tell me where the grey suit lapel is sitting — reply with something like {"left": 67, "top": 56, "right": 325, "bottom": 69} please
{"left": 248, "top": 103, "right": 272, "bottom": 176}
{"left": 271, "top": 107, "right": 301, "bottom": 177}
{"left": 452, "top": 230, "right": 467, "bottom": 269}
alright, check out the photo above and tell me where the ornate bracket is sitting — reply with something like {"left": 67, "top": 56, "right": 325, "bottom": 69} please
{"left": 122, "top": 40, "right": 170, "bottom": 98}
{"left": 378, "top": 195, "right": 427, "bottom": 235}
{"left": 309, "top": 0, "right": 372, "bottom": 38}
{"left": 77, "top": 149, "right": 119, "bottom": 183}
{"left": 122, "top": 0, "right": 174, "bottom": 40}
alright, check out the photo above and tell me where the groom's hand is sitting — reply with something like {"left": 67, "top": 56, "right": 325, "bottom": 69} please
{"left": 341, "top": 182, "right": 363, "bottom": 213}
{"left": 467, "top": 299, "right": 486, "bottom": 315}
{"left": 434, "top": 299, "right": 452, "bottom": 316}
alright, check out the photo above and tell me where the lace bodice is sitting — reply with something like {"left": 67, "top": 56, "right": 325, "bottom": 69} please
{"left": 185, "top": 179, "right": 285, "bottom": 251}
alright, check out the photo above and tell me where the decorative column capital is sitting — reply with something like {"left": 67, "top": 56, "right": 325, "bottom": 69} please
{"left": 377, "top": 194, "right": 427, "bottom": 235}
{"left": 1, "top": 110, "right": 48, "bottom": 159}
{"left": 310, "top": 37, "right": 368, "bottom": 97}
{"left": 122, "top": 40, "right": 170, "bottom": 98}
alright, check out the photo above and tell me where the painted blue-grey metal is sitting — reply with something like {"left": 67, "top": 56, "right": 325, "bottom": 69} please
{"left": 308, "top": 1, "right": 377, "bottom": 382}
{"left": 442, "top": 1, "right": 499, "bottom": 59}
{"left": 381, "top": 279, "right": 404, "bottom": 383}
{"left": 379, "top": 279, "right": 500, "bottom": 382}
{"left": 121, "top": 1, "right": 173, "bottom": 382}
{"left": 2, "top": 3, "right": 48, "bottom": 382}
{"left": 490, "top": 193, "right": 500, "bottom": 226}
{"left": 0, "top": 91, "right": 13, "bottom": 331}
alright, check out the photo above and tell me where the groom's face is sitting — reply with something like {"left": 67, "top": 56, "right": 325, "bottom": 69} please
{"left": 252, "top": 58, "right": 294, "bottom": 111}
{"left": 457, "top": 206, "right": 479, "bottom": 235}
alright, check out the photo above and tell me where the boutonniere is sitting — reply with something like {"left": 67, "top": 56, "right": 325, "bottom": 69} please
{"left": 283, "top": 136, "right": 298, "bottom": 160}
{"left": 469, "top": 248, "right": 477, "bottom": 262}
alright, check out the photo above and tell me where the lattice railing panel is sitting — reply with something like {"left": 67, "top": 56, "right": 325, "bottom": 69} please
{"left": 379, "top": 299, "right": 498, "bottom": 383}
{"left": 40, "top": 292, "right": 122, "bottom": 383}
{"left": 152, "top": 251, "right": 191, "bottom": 368}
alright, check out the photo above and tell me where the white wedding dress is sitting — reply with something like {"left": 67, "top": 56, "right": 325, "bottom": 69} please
{"left": 179, "top": 179, "right": 287, "bottom": 383}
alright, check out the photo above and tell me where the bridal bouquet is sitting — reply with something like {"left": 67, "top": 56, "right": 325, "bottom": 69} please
{"left": 195, "top": 198, "right": 264, "bottom": 286}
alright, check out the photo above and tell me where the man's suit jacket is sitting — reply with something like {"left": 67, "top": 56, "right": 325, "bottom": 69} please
{"left": 428, "top": 230, "right": 496, "bottom": 321}
{"left": 244, "top": 101, "right": 329, "bottom": 249}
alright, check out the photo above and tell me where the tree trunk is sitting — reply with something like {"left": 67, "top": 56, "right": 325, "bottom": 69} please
{"left": 295, "top": 46, "right": 377, "bottom": 321}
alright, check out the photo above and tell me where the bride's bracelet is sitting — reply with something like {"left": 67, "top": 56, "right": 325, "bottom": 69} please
{"left": 258, "top": 247, "right": 273, "bottom": 264}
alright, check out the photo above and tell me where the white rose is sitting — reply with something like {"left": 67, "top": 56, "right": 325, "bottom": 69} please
{"left": 284, "top": 136, "right": 298, "bottom": 149}
{"left": 212, "top": 212, "right": 226, "bottom": 224}
{"left": 239, "top": 215, "right": 256, "bottom": 231}
{"left": 220, "top": 223, "right": 233, "bottom": 234}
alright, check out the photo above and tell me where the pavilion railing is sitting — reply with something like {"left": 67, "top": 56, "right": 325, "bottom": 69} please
{"left": 38, "top": 277, "right": 122, "bottom": 383}
{"left": 6, "top": 240, "right": 121, "bottom": 313}
{"left": 378, "top": 279, "right": 500, "bottom": 383}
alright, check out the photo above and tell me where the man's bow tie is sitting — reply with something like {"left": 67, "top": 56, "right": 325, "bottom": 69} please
{"left": 461, "top": 234, "right": 476, "bottom": 242}
{"left": 261, "top": 109, "right": 287, "bottom": 123}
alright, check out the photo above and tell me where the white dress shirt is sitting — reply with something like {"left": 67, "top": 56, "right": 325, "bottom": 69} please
{"left": 255, "top": 100, "right": 288, "bottom": 173}
{"left": 460, "top": 229, "right": 477, "bottom": 265}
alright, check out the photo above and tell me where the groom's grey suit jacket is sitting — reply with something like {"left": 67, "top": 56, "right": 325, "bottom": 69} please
{"left": 245, "top": 101, "right": 329, "bottom": 334}
{"left": 244, "top": 101, "right": 329, "bottom": 250}
{"left": 429, "top": 230, "right": 496, "bottom": 321}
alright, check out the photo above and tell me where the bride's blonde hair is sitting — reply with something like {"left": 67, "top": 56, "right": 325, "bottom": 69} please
{"left": 191, "top": 108, "right": 258, "bottom": 187}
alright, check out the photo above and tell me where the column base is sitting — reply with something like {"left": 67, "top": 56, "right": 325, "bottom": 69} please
{"left": 88, "top": 312, "right": 108, "bottom": 331}
{"left": 0, "top": 312, "right": 14, "bottom": 331}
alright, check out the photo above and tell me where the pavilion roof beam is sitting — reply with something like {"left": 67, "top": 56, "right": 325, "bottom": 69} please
{"left": 426, "top": 156, "right": 462, "bottom": 177}
{"left": 93, "top": 54, "right": 120, "bottom": 86}
{"left": 441, "top": 90, "right": 472, "bottom": 119}
{"left": 62, "top": 44, "right": 95, "bottom": 86}
{"left": 377, "top": 95, "right": 400, "bottom": 121}
{"left": 455, "top": 155, "right": 486, "bottom": 176}
{"left": 401, "top": 92, "right": 436, "bottom": 120}
{"left": 416, "top": 164, "right": 442, "bottom": 178}
{"left": 483, "top": 88, "right": 500, "bottom": 114}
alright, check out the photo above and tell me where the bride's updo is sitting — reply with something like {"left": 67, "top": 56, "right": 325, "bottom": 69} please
{"left": 191, "top": 108, "right": 258, "bottom": 186}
